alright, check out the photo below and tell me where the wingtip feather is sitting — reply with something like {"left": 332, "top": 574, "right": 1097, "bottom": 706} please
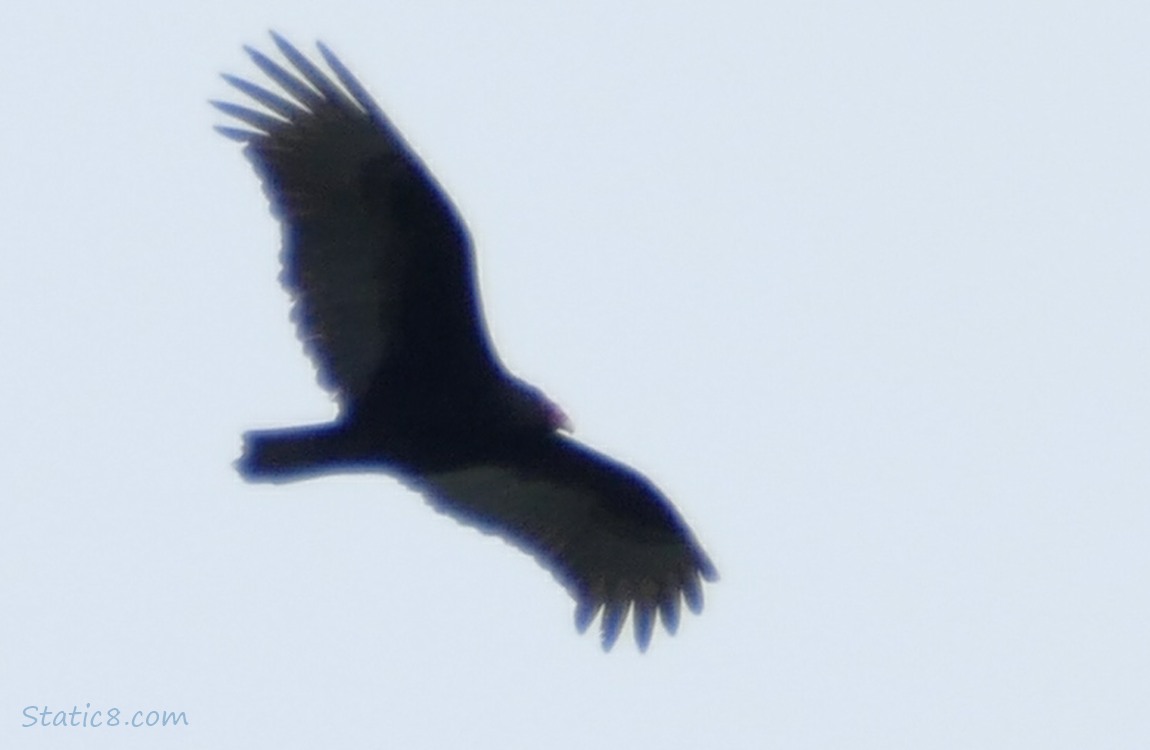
{"left": 682, "top": 571, "right": 705, "bottom": 615}
{"left": 214, "top": 124, "right": 258, "bottom": 142}
{"left": 658, "top": 593, "right": 681, "bottom": 635}
{"left": 633, "top": 603, "right": 655, "bottom": 652}
{"left": 574, "top": 600, "right": 598, "bottom": 634}
{"left": 599, "top": 601, "right": 627, "bottom": 652}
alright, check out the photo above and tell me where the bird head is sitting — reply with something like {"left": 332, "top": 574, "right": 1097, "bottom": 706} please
{"left": 506, "top": 377, "right": 572, "bottom": 434}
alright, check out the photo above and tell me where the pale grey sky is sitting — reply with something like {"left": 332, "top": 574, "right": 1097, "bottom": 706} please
{"left": 2, "top": 2, "right": 1148, "bottom": 748}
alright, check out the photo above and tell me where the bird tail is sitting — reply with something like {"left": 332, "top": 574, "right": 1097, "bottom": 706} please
{"left": 237, "top": 425, "right": 380, "bottom": 483}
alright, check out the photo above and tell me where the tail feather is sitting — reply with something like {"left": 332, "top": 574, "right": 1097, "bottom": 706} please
{"left": 238, "top": 424, "right": 380, "bottom": 482}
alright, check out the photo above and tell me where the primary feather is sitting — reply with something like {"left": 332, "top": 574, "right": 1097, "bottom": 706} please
{"left": 216, "top": 33, "right": 716, "bottom": 651}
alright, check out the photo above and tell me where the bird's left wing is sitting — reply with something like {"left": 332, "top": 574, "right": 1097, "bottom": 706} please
{"left": 406, "top": 435, "right": 717, "bottom": 651}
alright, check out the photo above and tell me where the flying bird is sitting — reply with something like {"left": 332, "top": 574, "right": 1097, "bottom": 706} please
{"left": 214, "top": 33, "right": 717, "bottom": 651}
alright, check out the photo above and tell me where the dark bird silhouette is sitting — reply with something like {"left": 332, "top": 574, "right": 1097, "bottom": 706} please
{"left": 214, "top": 33, "right": 717, "bottom": 651}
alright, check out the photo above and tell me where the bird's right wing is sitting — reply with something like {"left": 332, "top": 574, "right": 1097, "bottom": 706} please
{"left": 408, "top": 435, "right": 718, "bottom": 651}
{"left": 214, "top": 34, "right": 496, "bottom": 404}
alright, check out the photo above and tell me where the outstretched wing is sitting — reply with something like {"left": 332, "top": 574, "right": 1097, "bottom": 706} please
{"left": 408, "top": 435, "right": 718, "bottom": 651}
{"left": 214, "top": 33, "right": 496, "bottom": 405}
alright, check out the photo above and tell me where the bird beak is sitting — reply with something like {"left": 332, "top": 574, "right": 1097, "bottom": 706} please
{"left": 551, "top": 403, "right": 574, "bottom": 433}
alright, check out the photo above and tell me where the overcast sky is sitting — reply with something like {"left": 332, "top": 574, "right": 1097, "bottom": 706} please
{"left": 2, "top": 2, "right": 1148, "bottom": 748}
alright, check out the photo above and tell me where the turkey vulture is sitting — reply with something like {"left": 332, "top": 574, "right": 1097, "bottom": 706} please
{"left": 214, "top": 33, "right": 717, "bottom": 651}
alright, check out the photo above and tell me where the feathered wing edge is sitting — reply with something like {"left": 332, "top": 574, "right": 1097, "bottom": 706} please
{"left": 213, "top": 31, "right": 391, "bottom": 143}
{"left": 212, "top": 33, "right": 402, "bottom": 402}
{"left": 406, "top": 436, "right": 717, "bottom": 652}
{"left": 213, "top": 34, "right": 435, "bottom": 404}
{"left": 213, "top": 33, "right": 494, "bottom": 405}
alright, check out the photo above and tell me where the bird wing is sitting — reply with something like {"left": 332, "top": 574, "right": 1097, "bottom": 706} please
{"left": 214, "top": 33, "right": 496, "bottom": 405}
{"left": 407, "top": 435, "right": 718, "bottom": 651}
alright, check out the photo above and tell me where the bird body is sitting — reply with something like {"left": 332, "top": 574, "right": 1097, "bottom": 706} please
{"left": 216, "top": 33, "right": 716, "bottom": 650}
